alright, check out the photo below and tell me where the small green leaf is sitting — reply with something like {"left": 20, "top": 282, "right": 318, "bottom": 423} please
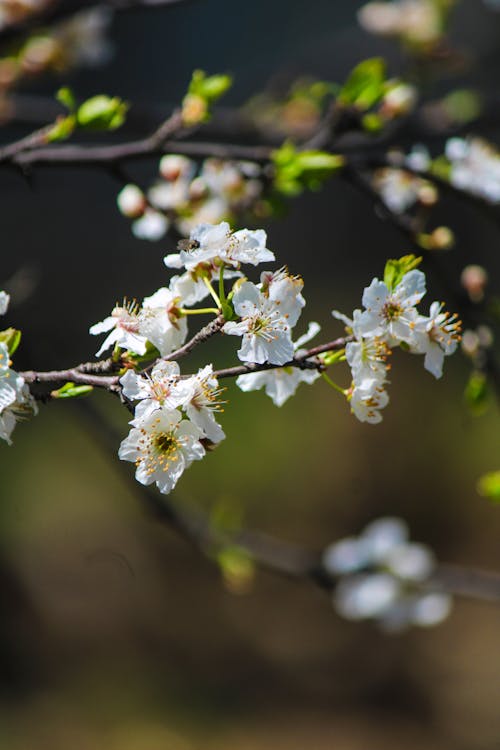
{"left": 56, "top": 86, "right": 76, "bottom": 112}
{"left": 443, "top": 89, "right": 481, "bottom": 125}
{"left": 383, "top": 254, "right": 422, "bottom": 291}
{"left": 45, "top": 115, "right": 76, "bottom": 143}
{"left": 187, "top": 69, "right": 232, "bottom": 103}
{"left": 361, "top": 112, "right": 384, "bottom": 132}
{"left": 51, "top": 382, "right": 93, "bottom": 399}
{"left": 464, "top": 370, "right": 491, "bottom": 416}
{"left": 338, "top": 58, "right": 386, "bottom": 111}
{"left": 477, "top": 471, "right": 500, "bottom": 503}
{"left": 0, "top": 328, "right": 21, "bottom": 355}
{"left": 271, "top": 141, "right": 344, "bottom": 195}
{"left": 77, "top": 95, "right": 128, "bottom": 131}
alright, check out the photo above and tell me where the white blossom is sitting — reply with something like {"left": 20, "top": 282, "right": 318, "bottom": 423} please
{"left": 357, "top": 270, "right": 426, "bottom": 346}
{"left": 181, "top": 365, "right": 225, "bottom": 443}
{"left": 323, "top": 517, "right": 451, "bottom": 631}
{"left": 0, "top": 291, "right": 10, "bottom": 316}
{"left": 374, "top": 168, "right": 422, "bottom": 214}
{"left": 236, "top": 321, "right": 320, "bottom": 406}
{"left": 349, "top": 378, "right": 389, "bottom": 424}
{"left": 139, "top": 288, "right": 188, "bottom": 357}
{"left": 164, "top": 222, "right": 274, "bottom": 271}
{"left": 119, "top": 408, "right": 205, "bottom": 494}
{"left": 90, "top": 301, "right": 147, "bottom": 356}
{"left": 358, "top": 0, "right": 442, "bottom": 44}
{"left": 132, "top": 209, "right": 169, "bottom": 241}
{"left": 412, "top": 301, "right": 461, "bottom": 378}
{"left": 0, "top": 342, "right": 37, "bottom": 445}
{"left": 117, "top": 184, "right": 146, "bottom": 218}
{"left": 120, "top": 360, "right": 189, "bottom": 420}
{"left": 223, "top": 281, "right": 295, "bottom": 365}
{"left": 445, "top": 137, "right": 500, "bottom": 203}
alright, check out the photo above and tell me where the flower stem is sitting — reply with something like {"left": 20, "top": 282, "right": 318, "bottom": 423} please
{"left": 180, "top": 307, "right": 220, "bottom": 315}
{"left": 321, "top": 371, "right": 347, "bottom": 395}
{"left": 202, "top": 276, "right": 222, "bottom": 309}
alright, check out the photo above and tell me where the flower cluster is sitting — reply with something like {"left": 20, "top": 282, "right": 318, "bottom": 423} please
{"left": 323, "top": 517, "right": 452, "bottom": 631}
{"left": 117, "top": 155, "right": 263, "bottom": 242}
{"left": 334, "top": 260, "right": 461, "bottom": 423}
{"left": 119, "top": 361, "right": 224, "bottom": 494}
{"left": 0, "top": 292, "right": 37, "bottom": 445}
{"left": 445, "top": 137, "right": 500, "bottom": 204}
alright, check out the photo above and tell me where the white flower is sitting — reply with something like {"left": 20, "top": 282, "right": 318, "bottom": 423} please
{"left": 168, "top": 267, "right": 241, "bottom": 308}
{"left": 120, "top": 360, "right": 189, "bottom": 421}
{"left": 345, "top": 336, "right": 391, "bottom": 387}
{"left": 349, "top": 378, "right": 389, "bottom": 424}
{"left": 357, "top": 269, "right": 426, "bottom": 345}
{"left": 236, "top": 321, "right": 320, "bottom": 406}
{"left": 117, "top": 184, "right": 146, "bottom": 218}
{"left": 181, "top": 365, "right": 225, "bottom": 443}
{"left": 139, "top": 288, "right": 188, "bottom": 357}
{"left": 323, "top": 517, "right": 451, "bottom": 630}
{"left": 132, "top": 209, "right": 169, "bottom": 241}
{"left": 0, "top": 291, "right": 9, "bottom": 315}
{"left": 374, "top": 168, "right": 422, "bottom": 214}
{"left": 260, "top": 267, "right": 305, "bottom": 327}
{"left": 119, "top": 408, "right": 205, "bottom": 494}
{"left": 412, "top": 301, "right": 461, "bottom": 378}
{"left": 446, "top": 137, "right": 500, "bottom": 203}
{"left": 358, "top": 0, "right": 441, "bottom": 44}
{"left": 164, "top": 222, "right": 274, "bottom": 271}
{"left": 223, "top": 281, "right": 294, "bottom": 365}
{"left": 405, "top": 144, "right": 431, "bottom": 173}
{"left": 90, "top": 301, "right": 147, "bottom": 356}
{"left": 0, "top": 342, "right": 37, "bottom": 445}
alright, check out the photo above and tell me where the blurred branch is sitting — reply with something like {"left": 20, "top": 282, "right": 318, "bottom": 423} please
{"left": 0, "top": 0, "right": 192, "bottom": 48}
{"left": 71, "top": 397, "right": 500, "bottom": 605}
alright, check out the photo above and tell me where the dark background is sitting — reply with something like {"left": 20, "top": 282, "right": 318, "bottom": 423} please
{"left": 1, "top": 1, "right": 500, "bottom": 748}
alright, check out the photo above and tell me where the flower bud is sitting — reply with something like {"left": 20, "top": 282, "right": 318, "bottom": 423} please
{"left": 117, "top": 184, "right": 146, "bottom": 219}
{"left": 461, "top": 264, "right": 488, "bottom": 303}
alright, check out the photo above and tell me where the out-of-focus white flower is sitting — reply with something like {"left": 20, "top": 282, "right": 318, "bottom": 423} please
{"left": 223, "top": 280, "right": 295, "bottom": 365}
{"left": 405, "top": 144, "right": 431, "bottom": 173}
{"left": 117, "top": 184, "right": 146, "bottom": 219}
{"left": 132, "top": 209, "right": 169, "bottom": 241}
{"left": 90, "top": 301, "right": 147, "bottom": 356}
{"left": 412, "top": 301, "right": 461, "bottom": 378}
{"left": 236, "top": 321, "right": 320, "bottom": 405}
{"left": 374, "top": 168, "right": 427, "bottom": 214}
{"left": 139, "top": 288, "right": 188, "bottom": 357}
{"left": 323, "top": 517, "right": 451, "bottom": 631}
{"left": 119, "top": 408, "right": 205, "bottom": 494}
{"left": 54, "top": 8, "right": 113, "bottom": 68}
{"left": 358, "top": 0, "right": 442, "bottom": 45}
{"left": 0, "top": 291, "right": 10, "bottom": 315}
{"left": 445, "top": 137, "right": 500, "bottom": 203}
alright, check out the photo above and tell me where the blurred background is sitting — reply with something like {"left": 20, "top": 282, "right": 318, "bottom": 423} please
{"left": 1, "top": 1, "right": 500, "bottom": 748}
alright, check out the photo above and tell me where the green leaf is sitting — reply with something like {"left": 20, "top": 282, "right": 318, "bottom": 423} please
{"left": 338, "top": 58, "right": 386, "bottom": 111}
{"left": 383, "top": 254, "right": 422, "bottom": 291}
{"left": 0, "top": 328, "right": 21, "bottom": 356}
{"left": 464, "top": 370, "right": 491, "bottom": 416}
{"left": 76, "top": 95, "right": 128, "bottom": 131}
{"left": 187, "top": 69, "right": 232, "bottom": 103}
{"left": 56, "top": 86, "right": 76, "bottom": 112}
{"left": 443, "top": 89, "right": 481, "bottom": 125}
{"left": 45, "top": 115, "right": 76, "bottom": 143}
{"left": 271, "top": 141, "right": 344, "bottom": 195}
{"left": 51, "top": 382, "right": 93, "bottom": 399}
{"left": 477, "top": 471, "right": 500, "bottom": 503}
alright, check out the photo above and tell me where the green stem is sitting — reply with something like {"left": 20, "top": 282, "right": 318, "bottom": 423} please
{"left": 203, "top": 276, "right": 222, "bottom": 309}
{"left": 180, "top": 307, "right": 220, "bottom": 315}
{"left": 321, "top": 371, "right": 347, "bottom": 395}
